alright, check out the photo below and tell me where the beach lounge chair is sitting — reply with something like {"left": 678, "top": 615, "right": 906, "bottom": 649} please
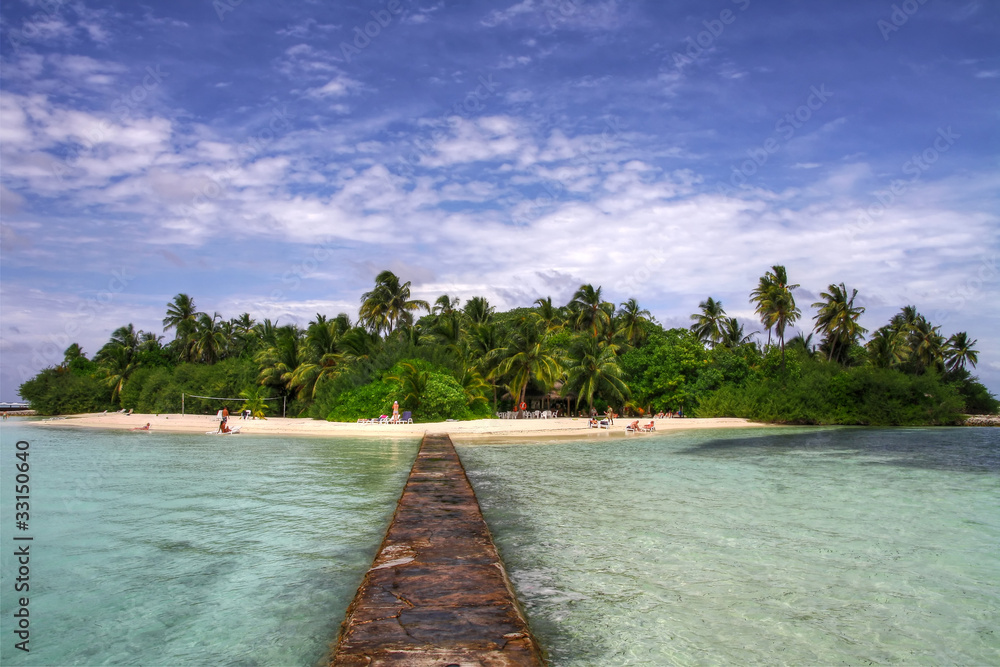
{"left": 398, "top": 410, "right": 412, "bottom": 424}
{"left": 598, "top": 419, "right": 610, "bottom": 429}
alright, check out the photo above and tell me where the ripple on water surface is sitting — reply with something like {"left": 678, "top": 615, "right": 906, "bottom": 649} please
{"left": 459, "top": 427, "right": 1000, "bottom": 666}
{"left": 0, "top": 423, "right": 419, "bottom": 666}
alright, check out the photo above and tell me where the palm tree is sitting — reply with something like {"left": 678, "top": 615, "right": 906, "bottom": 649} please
{"left": 391, "top": 362, "right": 430, "bottom": 411}
{"left": 533, "top": 297, "right": 563, "bottom": 333}
{"left": 719, "top": 317, "right": 755, "bottom": 349}
{"left": 493, "top": 316, "right": 562, "bottom": 409}
{"left": 617, "top": 298, "right": 653, "bottom": 348}
{"left": 288, "top": 316, "right": 345, "bottom": 399}
{"left": 867, "top": 326, "right": 911, "bottom": 369}
{"left": 192, "top": 312, "right": 228, "bottom": 364}
{"left": 339, "top": 327, "right": 379, "bottom": 363}
{"left": 891, "top": 305, "right": 920, "bottom": 331}
{"left": 463, "top": 296, "right": 495, "bottom": 325}
{"left": 690, "top": 297, "right": 727, "bottom": 347}
{"left": 945, "top": 332, "right": 978, "bottom": 372}
{"left": 359, "top": 270, "right": 429, "bottom": 335}
{"left": 909, "top": 317, "right": 946, "bottom": 373}
{"left": 469, "top": 321, "right": 503, "bottom": 409}
{"left": 812, "top": 283, "right": 867, "bottom": 364}
{"left": 750, "top": 265, "right": 800, "bottom": 366}
{"left": 253, "top": 318, "right": 280, "bottom": 349}
{"left": 102, "top": 345, "right": 139, "bottom": 404}
{"left": 563, "top": 336, "right": 629, "bottom": 413}
{"left": 229, "top": 313, "right": 257, "bottom": 357}
{"left": 332, "top": 313, "right": 353, "bottom": 337}
{"left": 568, "top": 284, "right": 613, "bottom": 337}
{"left": 163, "top": 294, "right": 203, "bottom": 362}
{"left": 256, "top": 326, "right": 302, "bottom": 396}
{"left": 430, "top": 295, "right": 463, "bottom": 350}
{"left": 786, "top": 332, "right": 816, "bottom": 359}
{"left": 239, "top": 386, "right": 270, "bottom": 419}
{"left": 96, "top": 324, "right": 141, "bottom": 404}
{"left": 455, "top": 367, "right": 491, "bottom": 411}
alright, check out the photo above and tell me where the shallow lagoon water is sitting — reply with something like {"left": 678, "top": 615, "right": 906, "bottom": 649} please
{"left": 458, "top": 427, "right": 1000, "bottom": 665}
{"left": 0, "top": 423, "right": 418, "bottom": 666}
{"left": 1, "top": 422, "right": 998, "bottom": 665}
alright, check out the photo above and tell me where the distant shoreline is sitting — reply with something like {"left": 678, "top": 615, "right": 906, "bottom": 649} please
{"left": 26, "top": 412, "right": 770, "bottom": 441}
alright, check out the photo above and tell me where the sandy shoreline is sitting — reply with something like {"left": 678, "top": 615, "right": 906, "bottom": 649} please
{"left": 27, "top": 412, "right": 769, "bottom": 442}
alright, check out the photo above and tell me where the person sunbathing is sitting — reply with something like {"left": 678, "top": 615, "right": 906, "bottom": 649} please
{"left": 132, "top": 423, "right": 150, "bottom": 431}
{"left": 643, "top": 421, "right": 655, "bottom": 431}
{"left": 628, "top": 420, "right": 640, "bottom": 431}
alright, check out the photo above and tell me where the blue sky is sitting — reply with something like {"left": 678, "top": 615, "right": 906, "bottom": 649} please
{"left": 1, "top": 0, "right": 998, "bottom": 400}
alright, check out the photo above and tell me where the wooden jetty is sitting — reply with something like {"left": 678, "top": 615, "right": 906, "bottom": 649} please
{"left": 330, "top": 433, "right": 544, "bottom": 666}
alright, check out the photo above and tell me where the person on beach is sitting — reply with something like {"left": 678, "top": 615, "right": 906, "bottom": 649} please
{"left": 132, "top": 423, "right": 150, "bottom": 431}
{"left": 218, "top": 406, "right": 229, "bottom": 433}
{"left": 392, "top": 400, "right": 400, "bottom": 423}
{"left": 606, "top": 408, "right": 614, "bottom": 425}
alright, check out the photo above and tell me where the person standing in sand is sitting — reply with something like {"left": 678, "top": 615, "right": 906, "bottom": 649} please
{"left": 218, "top": 406, "right": 229, "bottom": 433}
{"left": 392, "top": 400, "right": 400, "bottom": 423}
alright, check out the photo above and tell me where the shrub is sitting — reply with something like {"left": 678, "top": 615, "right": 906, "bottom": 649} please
{"left": 697, "top": 362, "right": 965, "bottom": 426}
{"left": 325, "top": 379, "right": 398, "bottom": 422}
{"left": 19, "top": 368, "right": 112, "bottom": 415}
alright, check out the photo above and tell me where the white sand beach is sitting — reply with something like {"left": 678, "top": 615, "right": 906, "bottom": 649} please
{"left": 31, "top": 412, "right": 768, "bottom": 441}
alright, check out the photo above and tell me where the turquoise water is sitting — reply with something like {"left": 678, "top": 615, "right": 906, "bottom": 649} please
{"left": 0, "top": 422, "right": 418, "bottom": 666}
{"left": 458, "top": 427, "right": 1000, "bottom": 666}
{"left": 2, "top": 423, "right": 998, "bottom": 666}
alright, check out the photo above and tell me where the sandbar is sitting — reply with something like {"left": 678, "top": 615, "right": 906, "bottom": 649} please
{"left": 30, "top": 412, "right": 768, "bottom": 442}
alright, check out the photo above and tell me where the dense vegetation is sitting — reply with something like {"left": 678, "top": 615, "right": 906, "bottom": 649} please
{"left": 20, "top": 267, "right": 998, "bottom": 424}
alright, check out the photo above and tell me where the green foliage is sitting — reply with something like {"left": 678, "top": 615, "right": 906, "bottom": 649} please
{"left": 19, "top": 274, "right": 995, "bottom": 427}
{"left": 19, "top": 368, "right": 112, "bottom": 415}
{"left": 320, "top": 359, "right": 489, "bottom": 423}
{"left": 324, "top": 379, "right": 399, "bottom": 422}
{"left": 620, "top": 328, "right": 708, "bottom": 413}
{"left": 946, "top": 370, "right": 1000, "bottom": 415}
{"left": 698, "top": 361, "right": 966, "bottom": 425}
{"left": 418, "top": 373, "right": 472, "bottom": 422}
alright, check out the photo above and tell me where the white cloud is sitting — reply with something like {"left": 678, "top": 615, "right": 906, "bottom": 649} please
{"left": 305, "top": 74, "right": 360, "bottom": 98}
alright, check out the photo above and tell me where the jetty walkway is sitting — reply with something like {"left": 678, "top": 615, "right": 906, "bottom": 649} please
{"left": 330, "top": 433, "right": 544, "bottom": 666}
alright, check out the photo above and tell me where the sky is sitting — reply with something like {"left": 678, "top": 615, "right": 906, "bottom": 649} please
{"left": 1, "top": 0, "right": 998, "bottom": 401}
